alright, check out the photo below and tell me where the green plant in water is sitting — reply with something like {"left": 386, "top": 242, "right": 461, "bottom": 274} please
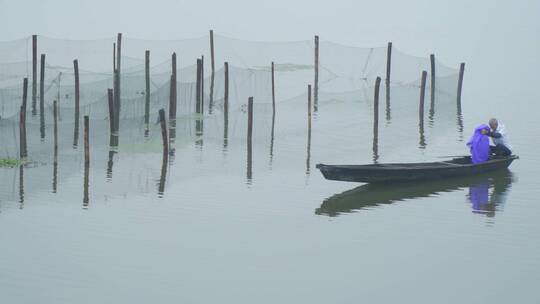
{"left": 0, "top": 158, "right": 20, "bottom": 167}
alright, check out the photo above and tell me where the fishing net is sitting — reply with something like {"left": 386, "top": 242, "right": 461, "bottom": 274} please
{"left": 0, "top": 33, "right": 463, "bottom": 164}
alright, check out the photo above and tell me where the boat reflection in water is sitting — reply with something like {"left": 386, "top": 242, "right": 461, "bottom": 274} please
{"left": 316, "top": 170, "right": 514, "bottom": 217}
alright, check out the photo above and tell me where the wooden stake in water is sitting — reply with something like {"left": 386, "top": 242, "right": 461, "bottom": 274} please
{"left": 247, "top": 97, "right": 253, "bottom": 182}
{"left": 53, "top": 100, "right": 58, "bottom": 165}
{"left": 223, "top": 62, "right": 229, "bottom": 149}
{"left": 169, "top": 52, "right": 177, "bottom": 122}
{"left": 457, "top": 62, "right": 465, "bottom": 107}
{"left": 270, "top": 62, "right": 276, "bottom": 162}
{"left": 314, "top": 35, "right": 319, "bottom": 112}
{"left": 39, "top": 54, "right": 46, "bottom": 139}
{"left": 373, "top": 77, "right": 381, "bottom": 163}
{"left": 84, "top": 116, "right": 90, "bottom": 165}
{"left": 145, "top": 50, "right": 150, "bottom": 126}
{"left": 457, "top": 62, "right": 465, "bottom": 134}
{"left": 107, "top": 89, "right": 115, "bottom": 146}
{"left": 73, "top": 59, "right": 80, "bottom": 148}
{"left": 83, "top": 115, "right": 90, "bottom": 207}
{"left": 429, "top": 54, "right": 436, "bottom": 118}
{"left": 307, "top": 85, "right": 312, "bottom": 175}
{"left": 201, "top": 55, "right": 205, "bottom": 114}
{"left": 386, "top": 42, "right": 392, "bottom": 85}
{"left": 419, "top": 70, "right": 427, "bottom": 124}
{"left": 209, "top": 30, "right": 215, "bottom": 113}
{"left": 32, "top": 35, "right": 37, "bottom": 116}
{"left": 419, "top": 71, "right": 427, "bottom": 148}
{"left": 196, "top": 59, "right": 202, "bottom": 114}
{"left": 159, "top": 109, "right": 169, "bottom": 162}
{"left": 20, "top": 78, "right": 28, "bottom": 159}
{"left": 385, "top": 42, "right": 392, "bottom": 122}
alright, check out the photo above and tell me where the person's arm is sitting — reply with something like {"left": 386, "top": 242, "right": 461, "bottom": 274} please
{"left": 487, "top": 131, "right": 502, "bottom": 138}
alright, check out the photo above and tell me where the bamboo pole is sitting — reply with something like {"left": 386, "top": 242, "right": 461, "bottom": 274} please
{"left": 53, "top": 100, "right": 58, "bottom": 165}
{"left": 457, "top": 62, "right": 465, "bottom": 106}
{"left": 107, "top": 88, "right": 115, "bottom": 146}
{"left": 223, "top": 62, "right": 229, "bottom": 149}
{"left": 457, "top": 63, "right": 465, "bottom": 134}
{"left": 20, "top": 78, "right": 28, "bottom": 159}
{"left": 73, "top": 59, "right": 80, "bottom": 148}
{"left": 32, "top": 35, "right": 37, "bottom": 116}
{"left": 210, "top": 30, "right": 215, "bottom": 74}
{"left": 314, "top": 35, "right": 319, "bottom": 112}
{"left": 169, "top": 52, "right": 177, "bottom": 121}
{"left": 201, "top": 55, "right": 204, "bottom": 114}
{"left": 430, "top": 54, "right": 436, "bottom": 114}
{"left": 247, "top": 97, "right": 253, "bottom": 182}
{"left": 270, "top": 62, "right": 276, "bottom": 162}
{"left": 419, "top": 70, "right": 427, "bottom": 124}
{"left": 159, "top": 109, "right": 169, "bottom": 163}
{"left": 84, "top": 116, "right": 90, "bottom": 165}
{"left": 307, "top": 85, "right": 312, "bottom": 175}
{"left": 209, "top": 30, "right": 215, "bottom": 113}
{"left": 386, "top": 42, "right": 392, "bottom": 85}
{"left": 145, "top": 50, "right": 150, "bottom": 126}
{"left": 83, "top": 115, "right": 90, "bottom": 207}
{"left": 196, "top": 59, "right": 202, "bottom": 114}
{"left": 373, "top": 77, "right": 381, "bottom": 163}
{"left": 39, "top": 54, "right": 46, "bottom": 139}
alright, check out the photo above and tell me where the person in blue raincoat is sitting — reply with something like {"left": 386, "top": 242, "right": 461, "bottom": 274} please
{"left": 466, "top": 124, "right": 491, "bottom": 164}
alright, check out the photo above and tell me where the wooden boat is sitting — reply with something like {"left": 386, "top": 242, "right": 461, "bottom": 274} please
{"left": 316, "top": 155, "right": 518, "bottom": 183}
{"left": 316, "top": 170, "right": 514, "bottom": 217}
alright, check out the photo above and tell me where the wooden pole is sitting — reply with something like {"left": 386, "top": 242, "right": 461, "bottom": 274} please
{"left": 247, "top": 97, "right": 253, "bottom": 182}
{"left": 84, "top": 116, "right": 89, "bottom": 165}
{"left": 53, "top": 100, "right": 58, "bottom": 165}
{"left": 307, "top": 85, "right": 312, "bottom": 175}
{"left": 73, "top": 59, "right": 80, "bottom": 148}
{"left": 457, "top": 62, "right": 465, "bottom": 134}
{"left": 386, "top": 42, "right": 392, "bottom": 85}
{"left": 83, "top": 115, "right": 90, "bottom": 208}
{"left": 271, "top": 62, "right": 276, "bottom": 118}
{"left": 145, "top": 50, "right": 150, "bottom": 126}
{"left": 420, "top": 71, "right": 427, "bottom": 149}
{"left": 115, "top": 33, "right": 122, "bottom": 134}
{"left": 20, "top": 78, "right": 28, "bottom": 159}
{"left": 373, "top": 77, "right": 381, "bottom": 163}
{"left": 210, "top": 30, "right": 215, "bottom": 74}
{"left": 429, "top": 54, "right": 436, "bottom": 115}
{"left": 314, "top": 35, "right": 319, "bottom": 112}
{"left": 209, "top": 30, "right": 215, "bottom": 114}
{"left": 107, "top": 89, "right": 115, "bottom": 141}
{"left": 169, "top": 53, "right": 177, "bottom": 122}
{"left": 196, "top": 59, "right": 202, "bottom": 114}
{"left": 32, "top": 35, "right": 37, "bottom": 116}
{"left": 457, "top": 62, "right": 465, "bottom": 106}
{"left": 39, "top": 54, "right": 46, "bottom": 139}
{"left": 419, "top": 70, "right": 427, "bottom": 124}
{"left": 201, "top": 55, "right": 204, "bottom": 114}
{"left": 159, "top": 109, "right": 169, "bottom": 163}
{"left": 270, "top": 62, "right": 276, "bottom": 162}
{"left": 223, "top": 62, "right": 229, "bottom": 149}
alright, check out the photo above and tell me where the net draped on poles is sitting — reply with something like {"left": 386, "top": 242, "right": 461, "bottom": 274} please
{"left": 0, "top": 32, "right": 462, "bottom": 159}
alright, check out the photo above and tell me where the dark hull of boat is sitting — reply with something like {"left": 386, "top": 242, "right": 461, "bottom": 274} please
{"left": 316, "top": 156, "right": 518, "bottom": 183}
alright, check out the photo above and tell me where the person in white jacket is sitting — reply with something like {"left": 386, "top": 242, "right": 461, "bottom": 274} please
{"left": 487, "top": 118, "right": 512, "bottom": 156}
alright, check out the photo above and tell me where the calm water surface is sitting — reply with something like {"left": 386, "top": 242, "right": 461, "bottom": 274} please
{"left": 0, "top": 78, "right": 539, "bottom": 303}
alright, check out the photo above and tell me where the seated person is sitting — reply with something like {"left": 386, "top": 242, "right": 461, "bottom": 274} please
{"left": 487, "top": 118, "right": 512, "bottom": 156}
{"left": 467, "top": 124, "right": 491, "bottom": 164}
